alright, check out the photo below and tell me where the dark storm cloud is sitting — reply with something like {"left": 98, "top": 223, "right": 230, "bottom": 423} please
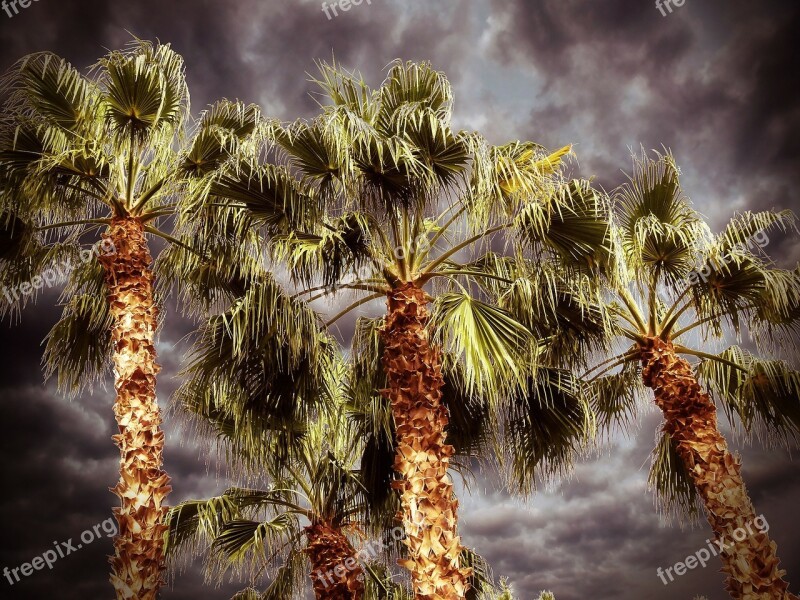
{"left": 460, "top": 411, "right": 800, "bottom": 600}
{"left": 483, "top": 0, "right": 800, "bottom": 244}
{"left": 1, "top": 1, "right": 800, "bottom": 599}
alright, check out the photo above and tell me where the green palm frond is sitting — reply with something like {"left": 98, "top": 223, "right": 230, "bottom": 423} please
{"left": 205, "top": 159, "right": 318, "bottom": 235}
{"left": 42, "top": 258, "right": 112, "bottom": 395}
{"left": 270, "top": 115, "right": 352, "bottom": 201}
{"left": 586, "top": 362, "right": 645, "bottom": 437}
{"left": 181, "top": 100, "right": 261, "bottom": 177}
{"left": 174, "top": 274, "right": 330, "bottom": 468}
{"left": 272, "top": 211, "right": 376, "bottom": 286}
{"left": 499, "top": 265, "right": 614, "bottom": 370}
{"left": 378, "top": 60, "right": 453, "bottom": 126}
{"left": 312, "top": 60, "right": 378, "bottom": 121}
{"left": 165, "top": 494, "right": 242, "bottom": 559}
{"left": 648, "top": 430, "right": 700, "bottom": 520}
{"left": 155, "top": 206, "right": 262, "bottom": 316}
{"left": 468, "top": 139, "right": 570, "bottom": 225}
{"left": 684, "top": 251, "right": 800, "bottom": 337}
{"left": 432, "top": 291, "right": 533, "bottom": 403}
{"left": 0, "top": 238, "right": 78, "bottom": 318}
{"left": 716, "top": 209, "right": 796, "bottom": 256}
{"left": 615, "top": 149, "right": 710, "bottom": 283}
{"left": 213, "top": 515, "right": 297, "bottom": 562}
{"left": 503, "top": 367, "right": 594, "bottom": 492}
{"left": 749, "top": 267, "right": 800, "bottom": 351}
{"left": 258, "top": 550, "right": 306, "bottom": 600}
{"left": 441, "top": 360, "right": 493, "bottom": 459}
{"left": 517, "top": 179, "right": 613, "bottom": 272}
{"left": 697, "top": 346, "right": 800, "bottom": 444}
{"left": 2, "top": 52, "right": 99, "bottom": 130}
{"left": 97, "top": 39, "right": 189, "bottom": 141}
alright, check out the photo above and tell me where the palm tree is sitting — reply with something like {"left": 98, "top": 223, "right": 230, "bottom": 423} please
{"left": 166, "top": 416, "right": 370, "bottom": 600}
{"left": 185, "top": 59, "right": 602, "bottom": 598}
{"left": 167, "top": 394, "right": 500, "bottom": 600}
{"left": 165, "top": 255, "right": 509, "bottom": 600}
{"left": 578, "top": 150, "right": 800, "bottom": 599}
{"left": 0, "top": 40, "right": 261, "bottom": 598}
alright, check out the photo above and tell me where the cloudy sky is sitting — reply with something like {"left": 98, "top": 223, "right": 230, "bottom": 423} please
{"left": 1, "top": 1, "right": 799, "bottom": 599}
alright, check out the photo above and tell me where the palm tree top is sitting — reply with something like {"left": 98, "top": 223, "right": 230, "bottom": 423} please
{"left": 0, "top": 39, "right": 265, "bottom": 393}
{"left": 575, "top": 148, "right": 800, "bottom": 515}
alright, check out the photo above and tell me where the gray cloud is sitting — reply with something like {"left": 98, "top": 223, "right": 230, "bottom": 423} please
{"left": 1, "top": 1, "right": 799, "bottom": 599}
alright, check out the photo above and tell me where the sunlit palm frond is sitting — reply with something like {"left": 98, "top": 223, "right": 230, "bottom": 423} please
{"left": 210, "top": 515, "right": 298, "bottom": 578}
{"left": 96, "top": 39, "right": 189, "bottom": 143}
{"left": 181, "top": 100, "right": 261, "bottom": 177}
{"left": 431, "top": 292, "right": 533, "bottom": 404}
{"left": 615, "top": 149, "right": 710, "bottom": 284}
{"left": 378, "top": 60, "right": 454, "bottom": 128}
{"left": 697, "top": 346, "right": 800, "bottom": 444}
{"left": 2, "top": 52, "right": 99, "bottom": 131}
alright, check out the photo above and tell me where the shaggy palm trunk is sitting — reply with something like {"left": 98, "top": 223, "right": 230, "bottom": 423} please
{"left": 380, "top": 282, "right": 471, "bottom": 600}
{"left": 306, "top": 521, "right": 364, "bottom": 600}
{"left": 641, "top": 337, "right": 797, "bottom": 600}
{"left": 99, "top": 217, "right": 171, "bottom": 600}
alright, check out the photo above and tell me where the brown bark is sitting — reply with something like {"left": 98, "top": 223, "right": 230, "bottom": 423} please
{"left": 641, "top": 337, "right": 797, "bottom": 600}
{"left": 380, "top": 282, "right": 471, "bottom": 600}
{"left": 99, "top": 217, "right": 171, "bottom": 600}
{"left": 306, "top": 521, "right": 365, "bottom": 600}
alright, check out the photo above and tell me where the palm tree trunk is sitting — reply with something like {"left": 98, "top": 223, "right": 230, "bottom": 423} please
{"left": 641, "top": 337, "right": 797, "bottom": 600}
{"left": 99, "top": 217, "right": 171, "bottom": 600}
{"left": 306, "top": 521, "right": 364, "bottom": 600}
{"left": 381, "top": 282, "right": 471, "bottom": 600}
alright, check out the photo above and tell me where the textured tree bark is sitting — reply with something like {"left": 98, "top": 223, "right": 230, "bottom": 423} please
{"left": 99, "top": 217, "right": 171, "bottom": 600}
{"left": 641, "top": 337, "right": 797, "bottom": 600}
{"left": 306, "top": 521, "right": 365, "bottom": 600}
{"left": 380, "top": 282, "right": 471, "bottom": 600}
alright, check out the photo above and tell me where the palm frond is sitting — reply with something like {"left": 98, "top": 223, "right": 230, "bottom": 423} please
{"left": 615, "top": 149, "right": 710, "bottom": 284}
{"left": 648, "top": 430, "right": 700, "bottom": 521}
{"left": 696, "top": 346, "right": 800, "bottom": 444}
{"left": 586, "top": 361, "right": 644, "bottom": 437}
{"left": 42, "top": 258, "right": 112, "bottom": 395}
{"left": 2, "top": 52, "right": 98, "bottom": 131}
{"left": 503, "top": 367, "right": 594, "bottom": 492}
{"left": 431, "top": 292, "right": 533, "bottom": 403}
{"left": 97, "top": 39, "right": 189, "bottom": 141}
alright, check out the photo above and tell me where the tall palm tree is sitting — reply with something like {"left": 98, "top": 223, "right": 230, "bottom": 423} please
{"left": 0, "top": 40, "right": 261, "bottom": 598}
{"left": 578, "top": 150, "right": 800, "bottom": 599}
{"left": 165, "top": 247, "right": 511, "bottom": 600}
{"left": 184, "top": 59, "right": 602, "bottom": 598}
